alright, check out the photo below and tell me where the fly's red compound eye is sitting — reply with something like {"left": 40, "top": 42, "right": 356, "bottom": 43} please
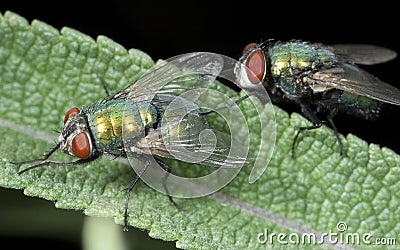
{"left": 242, "top": 42, "right": 258, "bottom": 56}
{"left": 72, "top": 133, "right": 91, "bottom": 159}
{"left": 245, "top": 49, "right": 265, "bottom": 84}
{"left": 64, "top": 107, "right": 80, "bottom": 124}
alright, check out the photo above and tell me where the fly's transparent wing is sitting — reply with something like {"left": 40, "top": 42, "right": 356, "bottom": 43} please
{"left": 121, "top": 52, "right": 251, "bottom": 170}
{"left": 135, "top": 94, "right": 250, "bottom": 168}
{"left": 114, "top": 52, "right": 224, "bottom": 101}
{"left": 310, "top": 63, "right": 400, "bottom": 105}
{"left": 332, "top": 44, "right": 397, "bottom": 65}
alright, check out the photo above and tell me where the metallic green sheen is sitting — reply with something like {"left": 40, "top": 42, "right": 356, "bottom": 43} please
{"left": 268, "top": 42, "right": 335, "bottom": 97}
{"left": 85, "top": 99, "right": 157, "bottom": 156}
{"left": 268, "top": 42, "right": 336, "bottom": 78}
{"left": 340, "top": 91, "right": 374, "bottom": 110}
{"left": 162, "top": 110, "right": 209, "bottom": 146}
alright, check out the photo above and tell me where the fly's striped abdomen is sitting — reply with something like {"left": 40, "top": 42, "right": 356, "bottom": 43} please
{"left": 339, "top": 91, "right": 380, "bottom": 119}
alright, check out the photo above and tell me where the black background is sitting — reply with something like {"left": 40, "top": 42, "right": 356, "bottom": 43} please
{"left": 1, "top": 1, "right": 399, "bottom": 249}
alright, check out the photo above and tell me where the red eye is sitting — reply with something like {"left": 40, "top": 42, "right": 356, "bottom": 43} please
{"left": 64, "top": 107, "right": 80, "bottom": 124}
{"left": 245, "top": 49, "right": 265, "bottom": 84}
{"left": 72, "top": 133, "right": 91, "bottom": 159}
{"left": 242, "top": 42, "right": 257, "bottom": 56}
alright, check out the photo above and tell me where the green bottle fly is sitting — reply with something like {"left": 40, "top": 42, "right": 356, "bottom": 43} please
{"left": 14, "top": 53, "right": 248, "bottom": 230}
{"left": 235, "top": 39, "right": 400, "bottom": 155}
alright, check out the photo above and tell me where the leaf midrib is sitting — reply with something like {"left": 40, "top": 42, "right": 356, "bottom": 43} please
{"left": 0, "top": 116, "right": 350, "bottom": 250}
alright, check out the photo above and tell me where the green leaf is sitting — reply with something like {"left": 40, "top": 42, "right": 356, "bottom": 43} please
{"left": 1, "top": 11, "right": 400, "bottom": 249}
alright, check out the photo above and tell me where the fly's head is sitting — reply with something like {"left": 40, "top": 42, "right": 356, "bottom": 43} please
{"left": 60, "top": 107, "right": 94, "bottom": 159}
{"left": 235, "top": 42, "right": 268, "bottom": 90}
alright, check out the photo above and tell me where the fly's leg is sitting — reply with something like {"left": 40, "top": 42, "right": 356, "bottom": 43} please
{"left": 11, "top": 142, "right": 61, "bottom": 167}
{"left": 292, "top": 103, "right": 322, "bottom": 158}
{"left": 11, "top": 142, "right": 101, "bottom": 175}
{"left": 15, "top": 156, "right": 99, "bottom": 175}
{"left": 326, "top": 108, "right": 344, "bottom": 155}
{"left": 123, "top": 161, "right": 150, "bottom": 231}
{"left": 96, "top": 74, "right": 111, "bottom": 97}
{"left": 200, "top": 94, "right": 249, "bottom": 115}
{"left": 123, "top": 174, "right": 141, "bottom": 232}
{"left": 155, "top": 159, "right": 185, "bottom": 211}
{"left": 124, "top": 159, "right": 184, "bottom": 231}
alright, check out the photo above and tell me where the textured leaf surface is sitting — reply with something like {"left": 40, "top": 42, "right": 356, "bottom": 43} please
{"left": 1, "top": 11, "right": 400, "bottom": 249}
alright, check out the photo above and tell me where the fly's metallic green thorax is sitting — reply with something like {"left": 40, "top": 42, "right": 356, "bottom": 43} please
{"left": 85, "top": 99, "right": 158, "bottom": 156}
{"left": 83, "top": 96, "right": 210, "bottom": 157}
{"left": 268, "top": 41, "right": 336, "bottom": 77}
{"left": 267, "top": 41, "right": 337, "bottom": 98}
